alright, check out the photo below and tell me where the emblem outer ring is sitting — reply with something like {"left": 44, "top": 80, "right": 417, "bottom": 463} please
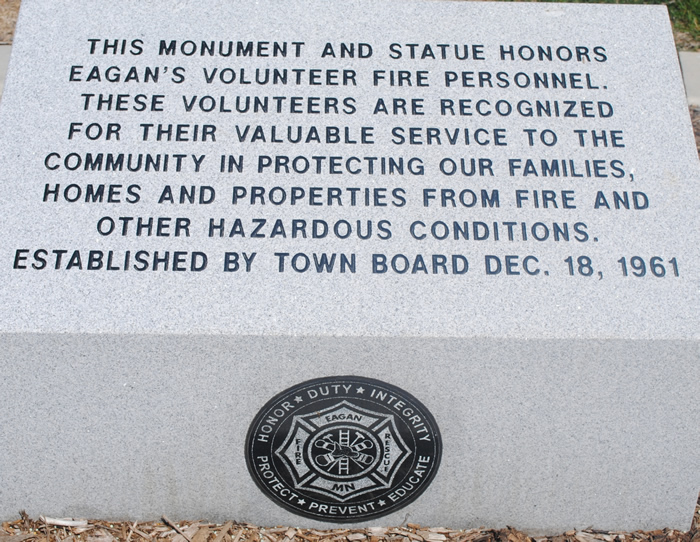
{"left": 245, "top": 375, "right": 442, "bottom": 522}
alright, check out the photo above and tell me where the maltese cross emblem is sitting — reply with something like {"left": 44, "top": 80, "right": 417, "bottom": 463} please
{"left": 276, "top": 400, "right": 412, "bottom": 501}
{"left": 246, "top": 376, "right": 442, "bottom": 522}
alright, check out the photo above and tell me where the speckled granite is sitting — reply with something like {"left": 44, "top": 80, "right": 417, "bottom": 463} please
{"left": 0, "top": 0, "right": 698, "bottom": 532}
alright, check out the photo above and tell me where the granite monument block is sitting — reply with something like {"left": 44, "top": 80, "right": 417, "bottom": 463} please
{"left": 0, "top": 0, "right": 698, "bottom": 533}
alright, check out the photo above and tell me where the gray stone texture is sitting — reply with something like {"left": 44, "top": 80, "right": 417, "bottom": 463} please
{"left": 0, "top": 0, "right": 698, "bottom": 533}
{"left": 0, "top": 45, "right": 11, "bottom": 100}
{"left": 680, "top": 52, "right": 700, "bottom": 105}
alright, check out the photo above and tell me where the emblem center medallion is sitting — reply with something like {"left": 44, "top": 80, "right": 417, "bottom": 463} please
{"left": 246, "top": 376, "right": 442, "bottom": 522}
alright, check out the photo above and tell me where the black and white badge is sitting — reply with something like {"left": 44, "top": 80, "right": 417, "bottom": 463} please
{"left": 245, "top": 376, "right": 442, "bottom": 522}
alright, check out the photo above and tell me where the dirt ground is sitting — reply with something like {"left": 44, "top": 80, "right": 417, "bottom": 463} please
{"left": 674, "top": 29, "right": 700, "bottom": 52}
{"left": 0, "top": 0, "right": 19, "bottom": 43}
{"left": 691, "top": 105, "right": 700, "bottom": 151}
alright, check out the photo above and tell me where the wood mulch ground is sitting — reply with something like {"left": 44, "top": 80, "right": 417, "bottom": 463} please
{"left": 0, "top": 0, "right": 19, "bottom": 44}
{"left": 0, "top": 509, "right": 698, "bottom": 542}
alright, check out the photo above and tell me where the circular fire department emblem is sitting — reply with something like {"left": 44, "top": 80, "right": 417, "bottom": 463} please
{"left": 245, "top": 376, "right": 442, "bottom": 522}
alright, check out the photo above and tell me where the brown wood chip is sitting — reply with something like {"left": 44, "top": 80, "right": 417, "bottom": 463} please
{"left": 191, "top": 528, "right": 210, "bottom": 542}
{"left": 211, "top": 523, "right": 233, "bottom": 542}
{"left": 0, "top": 511, "right": 696, "bottom": 542}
